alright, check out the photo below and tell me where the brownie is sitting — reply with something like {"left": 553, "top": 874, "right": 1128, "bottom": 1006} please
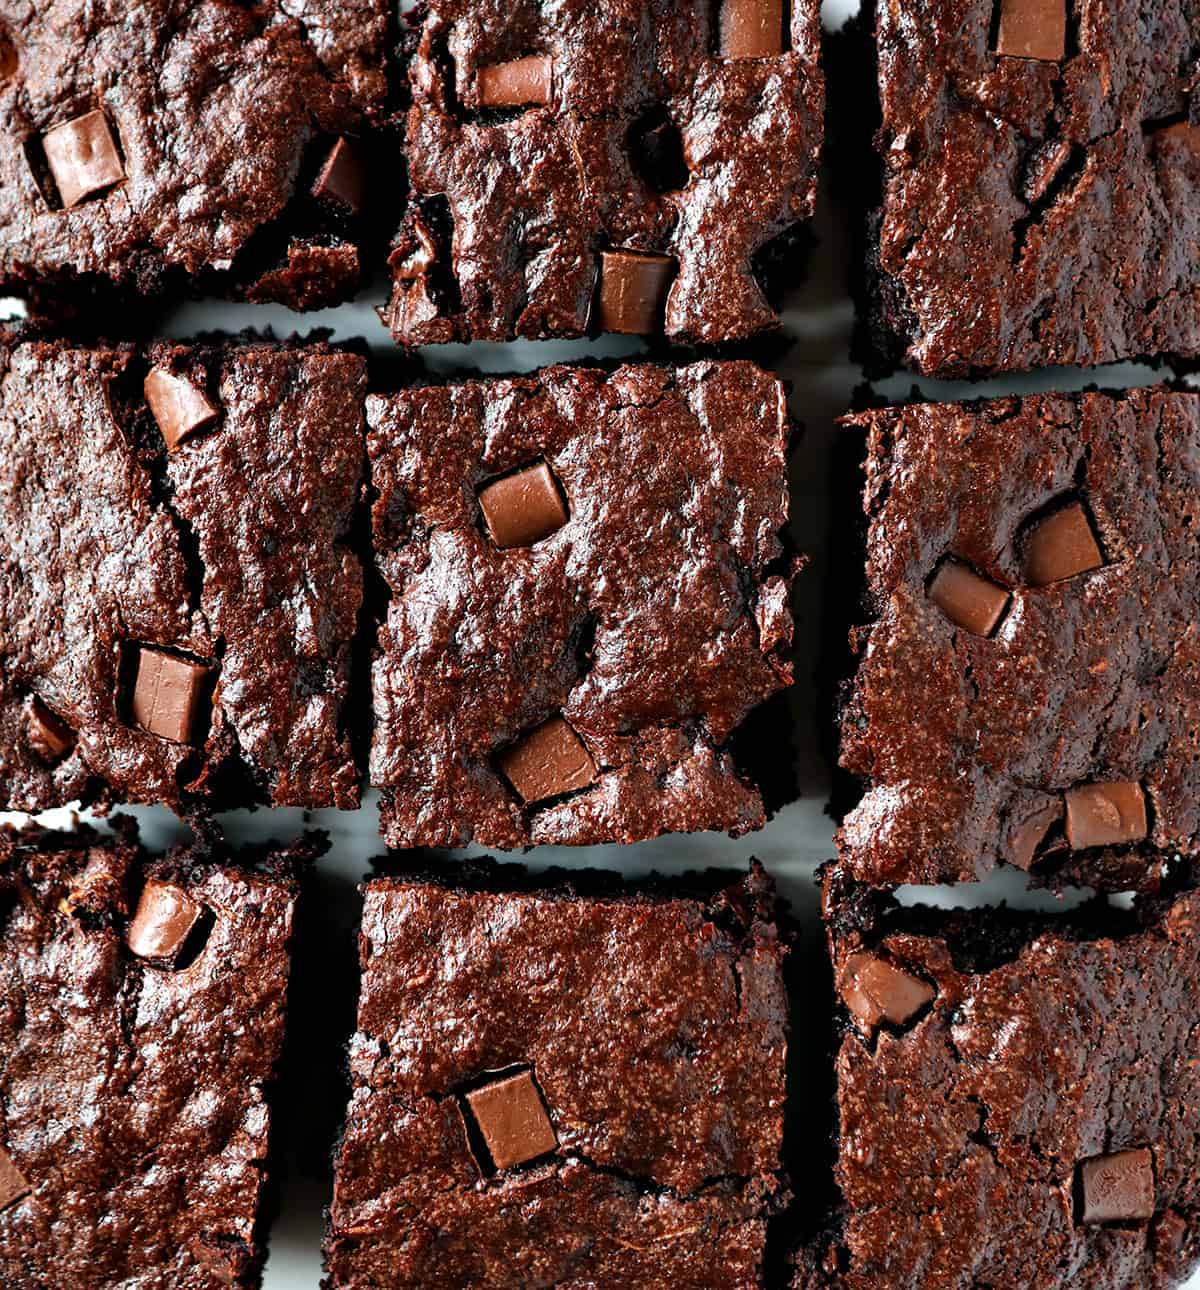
{"left": 323, "top": 859, "right": 789, "bottom": 1288}
{"left": 859, "top": 0, "right": 1200, "bottom": 376}
{"left": 0, "top": 338, "right": 365, "bottom": 812}
{"left": 0, "top": 818, "right": 317, "bottom": 1288}
{"left": 795, "top": 864, "right": 1200, "bottom": 1289}
{"left": 367, "top": 359, "right": 798, "bottom": 849}
{"left": 0, "top": 1, "right": 389, "bottom": 313}
{"left": 837, "top": 388, "right": 1200, "bottom": 889}
{"left": 384, "top": 0, "right": 823, "bottom": 347}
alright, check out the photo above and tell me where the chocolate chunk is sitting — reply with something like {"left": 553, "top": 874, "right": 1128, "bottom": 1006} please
{"left": 996, "top": 0, "right": 1066, "bottom": 62}
{"left": 0, "top": 1145, "right": 28, "bottom": 1213}
{"left": 1008, "top": 800, "right": 1062, "bottom": 869}
{"left": 719, "top": 0, "right": 785, "bottom": 60}
{"left": 26, "top": 698, "right": 74, "bottom": 763}
{"left": 144, "top": 368, "right": 219, "bottom": 452}
{"left": 464, "top": 1070, "right": 558, "bottom": 1171}
{"left": 477, "top": 462, "right": 568, "bottom": 549}
{"left": 498, "top": 716, "right": 596, "bottom": 805}
{"left": 840, "top": 952, "right": 935, "bottom": 1033}
{"left": 1078, "top": 1148, "right": 1155, "bottom": 1224}
{"left": 41, "top": 110, "right": 124, "bottom": 209}
{"left": 477, "top": 55, "right": 553, "bottom": 109}
{"left": 1064, "top": 782, "right": 1148, "bottom": 850}
{"left": 312, "top": 137, "right": 365, "bottom": 216}
{"left": 927, "top": 558, "right": 1010, "bottom": 636}
{"left": 126, "top": 880, "right": 204, "bottom": 965}
{"left": 595, "top": 250, "right": 676, "bottom": 334}
{"left": 1023, "top": 503, "right": 1103, "bottom": 586}
{"left": 1021, "top": 139, "right": 1074, "bottom": 204}
{"left": 131, "top": 648, "right": 212, "bottom": 745}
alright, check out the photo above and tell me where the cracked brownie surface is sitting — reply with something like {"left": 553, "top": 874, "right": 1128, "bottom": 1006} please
{"left": 367, "top": 360, "right": 797, "bottom": 850}
{"left": 796, "top": 866, "right": 1200, "bottom": 1289}
{"left": 324, "top": 859, "right": 788, "bottom": 1289}
{"left": 385, "top": 0, "right": 823, "bottom": 346}
{"left": 0, "top": 339, "right": 364, "bottom": 811}
{"left": 838, "top": 388, "right": 1200, "bottom": 889}
{"left": 862, "top": 0, "right": 1200, "bottom": 375}
{"left": 0, "top": 819, "right": 313, "bottom": 1289}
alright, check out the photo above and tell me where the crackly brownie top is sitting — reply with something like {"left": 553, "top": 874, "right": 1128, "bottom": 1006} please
{"left": 386, "top": 0, "right": 823, "bottom": 346}
{"left": 796, "top": 869, "right": 1200, "bottom": 1289}
{"left": 870, "top": 0, "right": 1200, "bottom": 375}
{"left": 0, "top": 340, "right": 364, "bottom": 811}
{"left": 325, "top": 860, "right": 787, "bottom": 1288}
{"left": 0, "top": 820, "right": 308, "bottom": 1288}
{"left": 839, "top": 388, "right": 1200, "bottom": 889}
{"left": 0, "top": 1, "right": 387, "bottom": 305}
{"left": 367, "top": 360, "right": 795, "bottom": 850}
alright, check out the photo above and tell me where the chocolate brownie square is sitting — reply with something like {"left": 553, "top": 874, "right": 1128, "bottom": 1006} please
{"left": 794, "top": 865, "right": 1200, "bottom": 1289}
{"left": 859, "top": 0, "right": 1200, "bottom": 376}
{"left": 324, "top": 859, "right": 789, "bottom": 1288}
{"left": 367, "top": 360, "right": 797, "bottom": 849}
{"left": 0, "top": 1, "right": 388, "bottom": 313}
{"left": 385, "top": 0, "right": 823, "bottom": 346}
{"left": 0, "top": 818, "right": 317, "bottom": 1288}
{"left": 0, "top": 338, "right": 365, "bottom": 812}
{"left": 837, "top": 388, "right": 1199, "bottom": 889}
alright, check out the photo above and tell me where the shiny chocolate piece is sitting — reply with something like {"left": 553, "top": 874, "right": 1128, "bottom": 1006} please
{"left": 996, "top": 0, "right": 1066, "bottom": 62}
{"left": 26, "top": 698, "right": 74, "bottom": 763}
{"left": 477, "top": 462, "right": 568, "bottom": 549}
{"left": 477, "top": 54, "right": 553, "bottom": 108}
{"left": 927, "top": 558, "right": 1010, "bottom": 636}
{"left": 1022, "top": 138, "right": 1074, "bottom": 204}
{"left": 498, "top": 716, "right": 596, "bottom": 806}
{"left": 126, "top": 880, "right": 204, "bottom": 965}
{"left": 1064, "top": 781, "right": 1147, "bottom": 850}
{"left": 1078, "top": 1148, "right": 1155, "bottom": 1224}
{"left": 313, "top": 137, "right": 366, "bottom": 216}
{"left": 719, "top": 0, "right": 784, "bottom": 60}
{"left": 464, "top": 1070, "right": 558, "bottom": 1171}
{"left": 41, "top": 109, "right": 124, "bottom": 209}
{"left": 143, "top": 368, "right": 218, "bottom": 452}
{"left": 1008, "top": 800, "right": 1062, "bottom": 869}
{"left": 0, "top": 1145, "right": 28, "bottom": 1213}
{"left": 131, "top": 648, "right": 211, "bottom": 745}
{"left": 595, "top": 250, "right": 676, "bottom": 334}
{"left": 840, "top": 952, "right": 934, "bottom": 1033}
{"left": 1023, "top": 503, "right": 1103, "bottom": 586}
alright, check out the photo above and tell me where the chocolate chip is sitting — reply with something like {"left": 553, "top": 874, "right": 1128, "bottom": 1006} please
{"left": 477, "top": 55, "right": 553, "bottom": 109}
{"left": 719, "top": 0, "right": 785, "bottom": 59}
{"left": 144, "top": 368, "right": 219, "bottom": 451}
{"left": 927, "top": 558, "right": 1010, "bottom": 636}
{"left": 464, "top": 1070, "right": 558, "bottom": 1171}
{"left": 478, "top": 462, "right": 568, "bottom": 549}
{"left": 1078, "top": 1148, "right": 1155, "bottom": 1224}
{"left": 595, "top": 250, "right": 676, "bottom": 334}
{"left": 1008, "top": 800, "right": 1062, "bottom": 869}
{"left": 0, "top": 1145, "right": 28, "bottom": 1213}
{"left": 996, "top": 0, "right": 1066, "bottom": 62}
{"left": 1022, "top": 503, "right": 1103, "bottom": 586}
{"left": 840, "top": 952, "right": 935, "bottom": 1033}
{"left": 498, "top": 716, "right": 596, "bottom": 805}
{"left": 126, "top": 880, "right": 204, "bottom": 965}
{"left": 131, "top": 647, "right": 213, "bottom": 745}
{"left": 41, "top": 109, "right": 124, "bottom": 208}
{"left": 312, "top": 137, "right": 365, "bottom": 216}
{"left": 26, "top": 698, "right": 74, "bottom": 763}
{"left": 1064, "top": 782, "right": 1148, "bottom": 850}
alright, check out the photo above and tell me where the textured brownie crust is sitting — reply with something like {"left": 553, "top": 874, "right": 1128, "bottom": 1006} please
{"left": 324, "top": 859, "right": 788, "bottom": 1288}
{"left": 0, "top": 1, "right": 388, "bottom": 311}
{"left": 0, "top": 820, "right": 311, "bottom": 1288}
{"left": 865, "top": 0, "right": 1200, "bottom": 376}
{"left": 838, "top": 388, "right": 1200, "bottom": 887}
{"left": 797, "top": 867, "right": 1200, "bottom": 1289}
{"left": 385, "top": 0, "right": 823, "bottom": 346}
{"left": 0, "top": 339, "right": 365, "bottom": 811}
{"left": 367, "top": 360, "right": 797, "bottom": 849}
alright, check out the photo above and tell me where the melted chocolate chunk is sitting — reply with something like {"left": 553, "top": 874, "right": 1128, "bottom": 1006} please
{"left": 1064, "top": 781, "right": 1148, "bottom": 850}
{"left": 126, "top": 880, "right": 204, "bottom": 966}
{"left": 498, "top": 717, "right": 596, "bottom": 806}
{"left": 464, "top": 1070, "right": 558, "bottom": 1172}
{"left": 130, "top": 648, "right": 212, "bottom": 746}
{"left": 1078, "top": 1148, "right": 1155, "bottom": 1224}
{"left": 476, "top": 55, "right": 553, "bottom": 108}
{"left": 41, "top": 110, "right": 124, "bottom": 208}
{"left": 595, "top": 250, "right": 677, "bottom": 334}
{"left": 143, "top": 368, "right": 219, "bottom": 451}
{"left": 927, "top": 558, "right": 1010, "bottom": 637}
{"left": 477, "top": 463, "right": 568, "bottom": 549}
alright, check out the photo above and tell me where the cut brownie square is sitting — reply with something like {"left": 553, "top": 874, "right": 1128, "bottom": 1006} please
{"left": 0, "top": 338, "right": 366, "bottom": 811}
{"left": 385, "top": 0, "right": 823, "bottom": 346}
{"left": 838, "top": 388, "right": 1199, "bottom": 889}
{"left": 794, "top": 864, "right": 1200, "bottom": 1289}
{"left": 324, "top": 859, "right": 789, "bottom": 1288}
{"left": 0, "top": 1, "right": 388, "bottom": 312}
{"left": 367, "top": 360, "right": 798, "bottom": 849}
{"left": 859, "top": 0, "right": 1200, "bottom": 375}
{"left": 0, "top": 818, "right": 317, "bottom": 1288}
